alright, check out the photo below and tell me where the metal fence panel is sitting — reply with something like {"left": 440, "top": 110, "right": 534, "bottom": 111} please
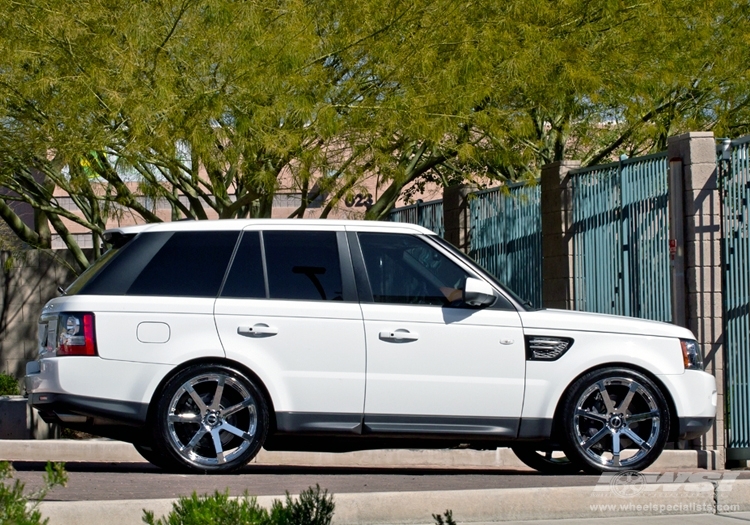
{"left": 468, "top": 184, "right": 542, "bottom": 308}
{"left": 388, "top": 200, "right": 444, "bottom": 237}
{"left": 571, "top": 153, "right": 672, "bottom": 321}
{"left": 721, "top": 135, "right": 750, "bottom": 453}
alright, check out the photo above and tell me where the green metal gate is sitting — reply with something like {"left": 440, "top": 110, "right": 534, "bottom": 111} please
{"left": 468, "top": 183, "right": 542, "bottom": 308}
{"left": 721, "top": 135, "right": 750, "bottom": 459}
{"left": 571, "top": 152, "right": 672, "bottom": 321}
{"left": 388, "top": 199, "right": 444, "bottom": 236}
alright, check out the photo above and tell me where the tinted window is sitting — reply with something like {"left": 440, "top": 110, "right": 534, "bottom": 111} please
{"left": 264, "top": 231, "right": 342, "bottom": 301}
{"left": 221, "top": 231, "right": 266, "bottom": 298}
{"left": 77, "top": 232, "right": 173, "bottom": 295}
{"left": 66, "top": 244, "right": 127, "bottom": 295}
{"left": 358, "top": 233, "right": 470, "bottom": 306}
{"left": 127, "top": 231, "right": 239, "bottom": 297}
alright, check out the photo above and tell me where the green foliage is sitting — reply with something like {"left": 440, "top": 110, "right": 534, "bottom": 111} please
{"left": 142, "top": 491, "right": 269, "bottom": 525}
{"left": 1, "top": 0, "right": 749, "bottom": 257}
{"left": 0, "top": 462, "right": 68, "bottom": 525}
{"left": 268, "top": 485, "right": 334, "bottom": 525}
{"left": 433, "top": 509, "right": 457, "bottom": 525}
{"left": 0, "top": 372, "right": 20, "bottom": 396}
{"left": 143, "top": 485, "right": 334, "bottom": 525}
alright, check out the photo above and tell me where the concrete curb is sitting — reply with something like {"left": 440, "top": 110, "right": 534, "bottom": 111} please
{"left": 0, "top": 440, "right": 718, "bottom": 470}
{"left": 37, "top": 480, "right": 750, "bottom": 525}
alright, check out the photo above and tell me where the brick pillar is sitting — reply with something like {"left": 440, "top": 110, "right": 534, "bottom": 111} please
{"left": 667, "top": 131, "right": 724, "bottom": 467}
{"left": 443, "top": 184, "right": 477, "bottom": 253}
{"left": 540, "top": 161, "right": 580, "bottom": 309}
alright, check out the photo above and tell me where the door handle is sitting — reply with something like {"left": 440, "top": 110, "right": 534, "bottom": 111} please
{"left": 238, "top": 324, "right": 278, "bottom": 337}
{"left": 379, "top": 329, "right": 419, "bottom": 342}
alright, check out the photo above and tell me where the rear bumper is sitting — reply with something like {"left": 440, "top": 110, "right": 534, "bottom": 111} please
{"left": 28, "top": 392, "right": 148, "bottom": 426}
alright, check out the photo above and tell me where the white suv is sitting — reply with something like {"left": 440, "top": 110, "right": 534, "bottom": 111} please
{"left": 25, "top": 220, "right": 716, "bottom": 474}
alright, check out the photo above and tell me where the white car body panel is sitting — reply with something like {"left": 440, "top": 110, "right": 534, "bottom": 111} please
{"left": 215, "top": 298, "right": 366, "bottom": 415}
{"left": 362, "top": 303, "right": 525, "bottom": 421}
{"left": 39, "top": 295, "right": 224, "bottom": 365}
{"left": 27, "top": 356, "right": 171, "bottom": 406}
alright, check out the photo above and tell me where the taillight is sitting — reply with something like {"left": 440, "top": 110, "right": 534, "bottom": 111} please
{"left": 57, "top": 313, "right": 97, "bottom": 356}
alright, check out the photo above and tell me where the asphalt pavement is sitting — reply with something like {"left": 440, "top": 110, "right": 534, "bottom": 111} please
{"left": 2, "top": 441, "right": 748, "bottom": 525}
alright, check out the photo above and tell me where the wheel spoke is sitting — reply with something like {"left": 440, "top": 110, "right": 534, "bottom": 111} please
{"left": 185, "top": 384, "right": 208, "bottom": 416}
{"left": 168, "top": 412, "right": 199, "bottom": 423}
{"left": 582, "top": 426, "right": 610, "bottom": 450}
{"left": 220, "top": 422, "right": 255, "bottom": 441}
{"left": 210, "top": 428, "right": 226, "bottom": 464}
{"left": 627, "top": 409, "right": 660, "bottom": 424}
{"left": 209, "top": 376, "right": 226, "bottom": 411}
{"left": 617, "top": 382, "right": 638, "bottom": 413}
{"left": 596, "top": 381, "right": 616, "bottom": 414}
{"left": 612, "top": 431, "right": 621, "bottom": 467}
{"left": 622, "top": 427, "right": 653, "bottom": 451}
{"left": 221, "top": 397, "right": 256, "bottom": 418}
{"left": 181, "top": 427, "right": 208, "bottom": 452}
{"left": 575, "top": 408, "right": 608, "bottom": 423}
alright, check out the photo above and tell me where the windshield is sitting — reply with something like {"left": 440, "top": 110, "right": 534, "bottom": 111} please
{"left": 429, "top": 235, "right": 539, "bottom": 310}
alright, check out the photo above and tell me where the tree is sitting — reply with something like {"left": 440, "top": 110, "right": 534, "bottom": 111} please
{"left": 1, "top": 0, "right": 748, "bottom": 269}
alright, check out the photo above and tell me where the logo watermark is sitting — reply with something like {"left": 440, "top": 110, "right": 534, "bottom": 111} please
{"left": 592, "top": 470, "right": 740, "bottom": 499}
{"left": 590, "top": 502, "right": 741, "bottom": 513}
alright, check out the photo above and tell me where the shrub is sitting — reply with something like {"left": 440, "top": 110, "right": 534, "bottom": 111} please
{"left": 143, "top": 484, "right": 335, "bottom": 525}
{"left": 142, "top": 491, "right": 268, "bottom": 525}
{"left": 433, "top": 509, "right": 457, "bottom": 525}
{"left": 269, "top": 485, "right": 334, "bottom": 525}
{"left": 0, "top": 372, "right": 20, "bottom": 396}
{"left": 0, "top": 462, "right": 68, "bottom": 525}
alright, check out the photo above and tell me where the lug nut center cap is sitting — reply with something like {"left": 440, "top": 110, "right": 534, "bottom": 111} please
{"left": 609, "top": 415, "right": 624, "bottom": 429}
{"left": 205, "top": 412, "right": 220, "bottom": 426}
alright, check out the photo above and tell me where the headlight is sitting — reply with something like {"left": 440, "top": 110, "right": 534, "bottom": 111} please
{"left": 680, "top": 339, "right": 703, "bottom": 370}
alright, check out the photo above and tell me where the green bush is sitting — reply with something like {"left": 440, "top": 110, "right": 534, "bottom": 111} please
{"left": 0, "top": 462, "right": 68, "bottom": 525}
{"left": 433, "top": 510, "right": 457, "bottom": 525}
{"left": 143, "top": 484, "right": 334, "bottom": 525}
{"left": 0, "top": 372, "right": 20, "bottom": 396}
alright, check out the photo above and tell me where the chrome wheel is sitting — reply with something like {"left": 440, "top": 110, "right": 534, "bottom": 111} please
{"left": 157, "top": 366, "right": 267, "bottom": 472}
{"left": 563, "top": 369, "right": 669, "bottom": 472}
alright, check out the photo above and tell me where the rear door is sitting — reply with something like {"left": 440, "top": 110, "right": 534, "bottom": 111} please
{"left": 214, "top": 226, "right": 366, "bottom": 433}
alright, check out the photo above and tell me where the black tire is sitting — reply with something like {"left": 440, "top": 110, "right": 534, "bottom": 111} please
{"left": 561, "top": 367, "right": 670, "bottom": 473}
{"left": 511, "top": 446, "right": 583, "bottom": 475}
{"left": 152, "top": 364, "right": 269, "bottom": 473}
{"left": 133, "top": 443, "right": 181, "bottom": 471}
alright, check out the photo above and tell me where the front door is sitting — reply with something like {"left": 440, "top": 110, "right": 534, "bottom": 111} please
{"left": 354, "top": 232, "right": 526, "bottom": 437}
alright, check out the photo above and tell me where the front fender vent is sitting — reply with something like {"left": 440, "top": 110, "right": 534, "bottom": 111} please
{"left": 525, "top": 336, "right": 574, "bottom": 361}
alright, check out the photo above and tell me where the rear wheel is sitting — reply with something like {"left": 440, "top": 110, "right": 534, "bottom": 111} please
{"left": 153, "top": 364, "right": 269, "bottom": 473}
{"left": 133, "top": 443, "right": 181, "bottom": 470}
{"left": 512, "top": 446, "right": 582, "bottom": 474}
{"left": 561, "top": 367, "right": 670, "bottom": 473}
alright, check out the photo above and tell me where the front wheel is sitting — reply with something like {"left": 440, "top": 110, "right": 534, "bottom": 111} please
{"left": 561, "top": 367, "right": 670, "bottom": 473}
{"left": 511, "top": 446, "right": 582, "bottom": 474}
{"left": 153, "top": 364, "right": 269, "bottom": 473}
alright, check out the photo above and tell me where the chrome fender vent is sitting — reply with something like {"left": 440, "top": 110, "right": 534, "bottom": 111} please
{"left": 525, "top": 336, "right": 574, "bottom": 361}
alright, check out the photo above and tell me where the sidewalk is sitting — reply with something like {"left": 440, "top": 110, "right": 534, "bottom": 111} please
{"left": 3, "top": 440, "right": 741, "bottom": 525}
{"left": 36, "top": 481, "right": 750, "bottom": 525}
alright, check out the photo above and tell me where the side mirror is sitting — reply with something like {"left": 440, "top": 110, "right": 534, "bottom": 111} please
{"left": 462, "top": 277, "right": 496, "bottom": 307}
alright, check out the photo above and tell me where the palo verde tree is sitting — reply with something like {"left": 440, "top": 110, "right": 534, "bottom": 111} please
{"left": 1, "top": 0, "right": 748, "bottom": 267}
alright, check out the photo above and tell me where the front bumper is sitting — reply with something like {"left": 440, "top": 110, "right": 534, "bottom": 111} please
{"left": 678, "top": 416, "right": 715, "bottom": 440}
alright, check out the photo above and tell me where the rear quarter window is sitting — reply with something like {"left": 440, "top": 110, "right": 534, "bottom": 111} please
{"left": 77, "top": 230, "right": 240, "bottom": 297}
